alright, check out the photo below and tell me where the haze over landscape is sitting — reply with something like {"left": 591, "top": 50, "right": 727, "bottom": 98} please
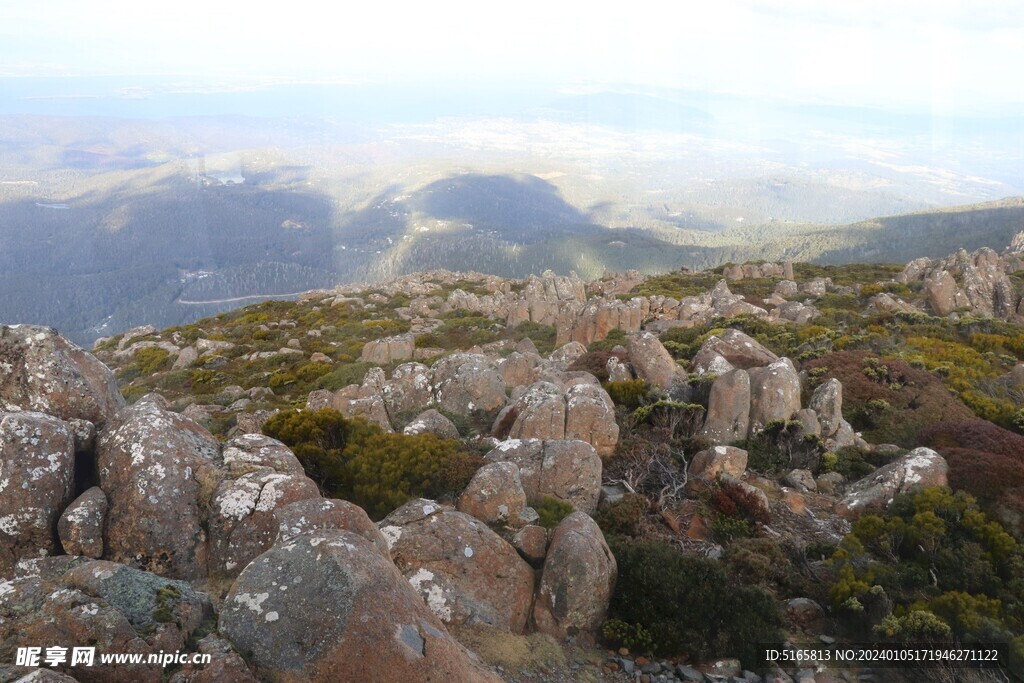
{"left": 7, "top": 3, "right": 1024, "bottom": 682}
{"left": 1, "top": 0, "right": 1022, "bottom": 343}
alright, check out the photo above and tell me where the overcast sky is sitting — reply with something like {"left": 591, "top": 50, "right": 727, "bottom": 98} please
{"left": 2, "top": 0, "right": 1021, "bottom": 114}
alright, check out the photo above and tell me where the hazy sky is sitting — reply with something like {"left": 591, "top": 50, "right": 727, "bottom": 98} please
{"left": 2, "top": 0, "right": 1022, "bottom": 113}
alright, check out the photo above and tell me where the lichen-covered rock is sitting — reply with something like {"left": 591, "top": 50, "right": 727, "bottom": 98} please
{"left": 456, "top": 462, "right": 532, "bottom": 527}
{"left": 168, "top": 634, "right": 258, "bottom": 683}
{"left": 381, "top": 362, "right": 433, "bottom": 417}
{"left": 498, "top": 351, "right": 539, "bottom": 387}
{"left": 275, "top": 498, "right": 390, "bottom": 558}
{"left": 97, "top": 397, "right": 222, "bottom": 579}
{"left": 0, "top": 325, "right": 124, "bottom": 428}
{"left": 747, "top": 358, "right": 802, "bottom": 434}
{"left": 532, "top": 512, "right": 616, "bottom": 643}
{"left": 837, "top": 448, "right": 948, "bottom": 518}
{"left": 549, "top": 341, "right": 587, "bottom": 366}
{"left": 689, "top": 446, "right": 748, "bottom": 481}
{"left": 1, "top": 557, "right": 212, "bottom": 683}
{"left": 484, "top": 439, "right": 602, "bottom": 514}
{"left": 627, "top": 332, "right": 682, "bottom": 390}
{"left": 208, "top": 435, "right": 320, "bottom": 578}
{"left": 219, "top": 530, "right": 500, "bottom": 682}
{"left": 380, "top": 501, "right": 534, "bottom": 633}
{"left": 699, "top": 369, "right": 751, "bottom": 444}
{"left": 512, "top": 524, "right": 549, "bottom": 567}
{"left": 496, "top": 382, "right": 565, "bottom": 441}
{"left": 432, "top": 353, "right": 507, "bottom": 416}
{"left": 0, "top": 412, "right": 75, "bottom": 575}
{"left": 57, "top": 486, "right": 108, "bottom": 559}
{"left": 564, "top": 383, "right": 619, "bottom": 457}
{"left": 402, "top": 408, "right": 460, "bottom": 439}
{"left": 360, "top": 333, "right": 415, "bottom": 365}
{"left": 692, "top": 329, "right": 778, "bottom": 375}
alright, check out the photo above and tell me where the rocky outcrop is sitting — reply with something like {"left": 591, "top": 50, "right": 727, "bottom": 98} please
{"left": 275, "top": 497, "right": 390, "bottom": 558}
{"left": 457, "top": 462, "right": 534, "bottom": 527}
{"left": 381, "top": 500, "right": 535, "bottom": 633}
{"left": 837, "top": 448, "right": 948, "bottom": 518}
{"left": 747, "top": 358, "right": 802, "bottom": 433}
{"left": 898, "top": 247, "right": 1023, "bottom": 321}
{"left": 0, "top": 325, "right": 124, "bottom": 428}
{"left": 692, "top": 329, "right": 778, "bottom": 376}
{"left": 57, "top": 486, "right": 108, "bottom": 559}
{"left": 484, "top": 439, "right": 602, "bottom": 514}
{"left": 688, "top": 446, "right": 749, "bottom": 481}
{"left": 97, "top": 396, "right": 223, "bottom": 580}
{"left": 809, "top": 379, "right": 857, "bottom": 451}
{"left": 0, "top": 411, "right": 75, "bottom": 575}
{"left": 532, "top": 512, "right": 616, "bottom": 643}
{"left": 1, "top": 557, "right": 213, "bottom": 683}
{"left": 208, "top": 434, "right": 321, "bottom": 577}
{"left": 402, "top": 408, "right": 460, "bottom": 439}
{"left": 699, "top": 369, "right": 751, "bottom": 444}
{"left": 433, "top": 353, "right": 508, "bottom": 416}
{"left": 492, "top": 380, "right": 619, "bottom": 456}
{"left": 627, "top": 332, "right": 683, "bottom": 390}
{"left": 361, "top": 333, "right": 416, "bottom": 365}
{"left": 220, "top": 530, "right": 500, "bottom": 682}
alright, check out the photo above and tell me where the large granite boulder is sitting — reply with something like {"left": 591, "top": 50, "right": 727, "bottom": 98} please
{"left": 1, "top": 557, "right": 212, "bottom": 683}
{"left": 275, "top": 497, "right": 390, "bottom": 558}
{"left": 97, "top": 397, "right": 222, "bottom": 579}
{"left": 747, "top": 358, "right": 802, "bottom": 434}
{"left": 837, "top": 448, "right": 949, "bottom": 518}
{"left": 484, "top": 439, "right": 602, "bottom": 514}
{"left": 456, "top": 462, "right": 533, "bottom": 527}
{"left": 432, "top": 354, "right": 507, "bottom": 416}
{"left": 0, "top": 412, "right": 75, "bottom": 575}
{"left": 208, "top": 434, "right": 321, "bottom": 577}
{"left": 219, "top": 530, "right": 500, "bottom": 682}
{"left": 627, "top": 332, "right": 682, "bottom": 390}
{"left": 57, "top": 486, "right": 108, "bottom": 560}
{"left": 532, "top": 512, "right": 616, "bottom": 643}
{"left": 699, "top": 369, "right": 751, "bottom": 444}
{"left": 0, "top": 325, "right": 124, "bottom": 428}
{"left": 380, "top": 501, "right": 535, "bottom": 633}
{"left": 564, "top": 383, "right": 619, "bottom": 457}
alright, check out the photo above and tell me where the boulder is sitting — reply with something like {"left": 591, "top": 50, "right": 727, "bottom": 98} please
{"left": 97, "top": 397, "right": 222, "bottom": 579}
{"left": 837, "top": 448, "right": 948, "bottom": 518}
{"left": 0, "top": 412, "right": 76, "bottom": 575}
{"left": 432, "top": 353, "right": 507, "bottom": 416}
{"left": 167, "top": 634, "right": 258, "bottom": 683}
{"left": 747, "top": 358, "right": 802, "bottom": 434}
{"left": 627, "top": 332, "right": 682, "bottom": 390}
{"left": 1, "top": 557, "right": 212, "bottom": 683}
{"left": 381, "top": 362, "right": 433, "bottom": 417}
{"left": 484, "top": 439, "right": 602, "bottom": 514}
{"left": 512, "top": 525, "right": 549, "bottom": 566}
{"left": 275, "top": 498, "right": 390, "bottom": 558}
{"left": 457, "top": 462, "right": 533, "bottom": 527}
{"left": 549, "top": 341, "right": 588, "bottom": 365}
{"left": 689, "top": 446, "right": 748, "bottom": 481}
{"left": 0, "top": 325, "right": 124, "bottom": 428}
{"left": 533, "top": 512, "right": 616, "bottom": 643}
{"left": 498, "top": 351, "right": 539, "bottom": 387}
{"left": 564, "top": 383, "right": 619, "bottom": 457}
{"left": 208, "top": 435, "right": 320, "bottom": 577}
{"left": 381, "top": 501, "right": 535, "bottom": 633}
{"left": 692, "top": 329, "right": 778, "bottom": 375}
{"left": 699, "top": 369, "right": 751, "bottom": 444}
{"left": 57, "top": 486, "right": 108, "bottom": 559}
{"left": 360, "top": 333, "right": 415, "bottom": 364}
{"left": 402, "top": 408, "right": 460, "bottom": 439}
{"left": 219, "top": 530, "right": 500, "bottom": 682}
{"left": 496, "top": 381, "right": 565, "bottom": 440}
{"left": 783, "top": 469, "right": 817, "bottom": 493}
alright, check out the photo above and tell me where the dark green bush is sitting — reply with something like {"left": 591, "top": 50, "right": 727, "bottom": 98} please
{"left": 595, "top": 493, "right": 648, "bottom": 539}
{"left": 604, "top": 379, "right": 651, "bottom": 410}
{"left": 608, "top": 539, "right": 784, "bottom": 665}
{"left": 263, "top": 408, "right": 482, "bottom": 519}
